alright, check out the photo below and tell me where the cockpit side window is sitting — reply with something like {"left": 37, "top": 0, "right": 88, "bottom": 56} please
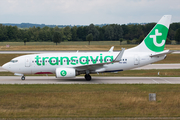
{"left": 10, "top": 60, "right": 18, "bottom": 63}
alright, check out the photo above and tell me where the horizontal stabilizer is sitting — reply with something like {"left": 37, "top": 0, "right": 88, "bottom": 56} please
{"left": 150, "top": 50, "right": 174, "bottom": 57}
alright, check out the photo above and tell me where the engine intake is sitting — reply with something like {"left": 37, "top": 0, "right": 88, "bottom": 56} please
{"left": 56, "top": 68, "right": 77, "bottom": 78}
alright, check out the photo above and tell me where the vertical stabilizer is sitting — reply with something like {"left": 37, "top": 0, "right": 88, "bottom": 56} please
{"left": 127, "top": 15, "right": 172, "bottom": 53}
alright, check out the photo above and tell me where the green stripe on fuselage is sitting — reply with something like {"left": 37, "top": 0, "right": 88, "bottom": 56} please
{"left": 35, "top": 54, "right": 114, "bottom": 66}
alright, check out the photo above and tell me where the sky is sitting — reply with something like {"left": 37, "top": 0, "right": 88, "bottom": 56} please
{"left": 0, "top": 0, "right": 179, "bottom": 25}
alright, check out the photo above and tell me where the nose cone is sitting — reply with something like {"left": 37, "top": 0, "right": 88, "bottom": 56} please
{"left": 2, "top": 63, "right": 9, "bottom": 70}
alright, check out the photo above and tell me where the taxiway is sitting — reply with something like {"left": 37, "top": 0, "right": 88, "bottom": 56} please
{"left": 0, "top": 76, "right": 179, "bottom": 84}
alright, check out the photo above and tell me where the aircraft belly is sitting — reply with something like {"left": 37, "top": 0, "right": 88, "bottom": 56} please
{"left": 31, "top": 66, "right": 56, "bottom": 74}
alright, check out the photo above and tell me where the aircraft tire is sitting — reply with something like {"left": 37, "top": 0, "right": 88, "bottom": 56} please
{"left": 85, "top": 74, "right": 91, "bottom": 81}
{"left": 21, "top": 76, "right": 25, "bottom": 80}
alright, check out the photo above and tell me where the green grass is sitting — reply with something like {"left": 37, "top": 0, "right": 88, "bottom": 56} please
{"left": 0, "top": 41, "right": 128, "bottom": 46}
{"left": 0, "top": 44, "right": 134, "bottom": 51}
{"left": 1, "top": 42, "right": 180, "bottom": 52}
{"left": 155, "top": 54, "right": 180, "bottom": 64}
{"left": 0, "top": 84, "right": 180, "bottom": 118}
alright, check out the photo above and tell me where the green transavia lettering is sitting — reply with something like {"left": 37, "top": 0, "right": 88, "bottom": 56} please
{"left": 35, "top": 54, "right": 113, "bottom": 66}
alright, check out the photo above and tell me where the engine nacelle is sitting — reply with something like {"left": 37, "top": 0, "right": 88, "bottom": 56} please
{"left": 56, "top": 68, "right": 76, "bottom": 78}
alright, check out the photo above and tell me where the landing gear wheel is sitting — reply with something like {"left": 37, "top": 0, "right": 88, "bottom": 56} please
{"left": 85, "top": 74, "right": 91, "bottom": 81}
{"left": 21, "top": 76, "right": 25, "bottom": 80}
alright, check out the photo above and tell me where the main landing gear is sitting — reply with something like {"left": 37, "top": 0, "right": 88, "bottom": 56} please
{"left": 85, "top": 74, "right": 91, "bottom": 81}
{"left": 21, "top": 76, "right": 25, "bottom": 80}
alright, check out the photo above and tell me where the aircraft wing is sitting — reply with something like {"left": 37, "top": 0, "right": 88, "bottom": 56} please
{"left": 113, "top": 48, "right": 125, "bottom": 62}
{"left": 73, "top": 48, "right": 125, "bottom": 72}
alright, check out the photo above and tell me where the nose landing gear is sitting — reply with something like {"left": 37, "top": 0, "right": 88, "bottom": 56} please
{"left": 21, "top": 76, "right": 25, "bottom": 80}
{"left": 14, "top": 73, "right": 25, "bottom": 80}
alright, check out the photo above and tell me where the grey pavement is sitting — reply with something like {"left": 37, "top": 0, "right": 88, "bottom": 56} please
{"left": 0, "top": 76, "right": 180, "bottom": 84}
{"left": 133, "top": 64, "right": 180, "bottom": 70}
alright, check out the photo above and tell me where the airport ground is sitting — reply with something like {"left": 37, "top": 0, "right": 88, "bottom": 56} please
{"left": 0, "top": 84, "right": 180, "bottom": 119}
{"left": 1, "top": 44, "right": 180, "bottom": 119}
{"left": 1, "top": 41, "right": 180, "bottom": 51}
{"left": 0, "top": 76, "right": 180, "bottom": 84}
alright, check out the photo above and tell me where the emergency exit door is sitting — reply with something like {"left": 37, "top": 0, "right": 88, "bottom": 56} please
{"left": 134, "top": 55, "right": 140, "bottom": 65}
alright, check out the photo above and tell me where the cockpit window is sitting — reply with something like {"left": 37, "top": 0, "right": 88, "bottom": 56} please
{"left": 10, "top": 60, "right": 18, "bottom": 63}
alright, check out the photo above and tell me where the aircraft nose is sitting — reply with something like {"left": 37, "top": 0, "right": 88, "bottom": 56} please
{"left": 2, "top": 63, "right": 9, "bottom": 70}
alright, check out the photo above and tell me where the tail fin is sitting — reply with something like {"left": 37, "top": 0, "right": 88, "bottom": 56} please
{"left": 128, "top": 15, "right": 172, "bottom": 53}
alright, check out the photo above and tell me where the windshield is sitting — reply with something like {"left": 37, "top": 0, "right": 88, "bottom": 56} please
{"left": 10, "top": 60, "right": 18, "bottom": 63}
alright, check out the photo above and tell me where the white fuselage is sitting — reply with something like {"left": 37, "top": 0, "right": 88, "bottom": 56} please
{"left": 1, "top": 15, "right": 172, "bottom": 81}
{"left": 2, "top": 50, "right": 165, "bottom": 75}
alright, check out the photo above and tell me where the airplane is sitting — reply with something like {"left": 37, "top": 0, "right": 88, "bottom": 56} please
{"left": 2, "top": 15, "right": 172, "bottom": 81}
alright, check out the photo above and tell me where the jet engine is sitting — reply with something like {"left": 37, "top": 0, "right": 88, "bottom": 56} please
{"left": 56, "top": 68, "right": 77, "bottom": 78}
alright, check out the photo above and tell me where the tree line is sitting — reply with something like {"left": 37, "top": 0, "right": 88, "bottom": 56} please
{"left": 0, "top": 23, "right": 180, "bottom": 45}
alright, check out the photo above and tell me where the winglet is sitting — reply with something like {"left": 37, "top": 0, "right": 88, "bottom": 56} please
{"left": 108, "top": 46, "right": 114, "bottom": 52}
{"left": 113, "top": 48, "right": 125, "bottom": 62}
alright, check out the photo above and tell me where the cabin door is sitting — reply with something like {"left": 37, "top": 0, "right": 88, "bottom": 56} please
{"left": 25, "top": 57, "right": 31, "bottom": 67}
